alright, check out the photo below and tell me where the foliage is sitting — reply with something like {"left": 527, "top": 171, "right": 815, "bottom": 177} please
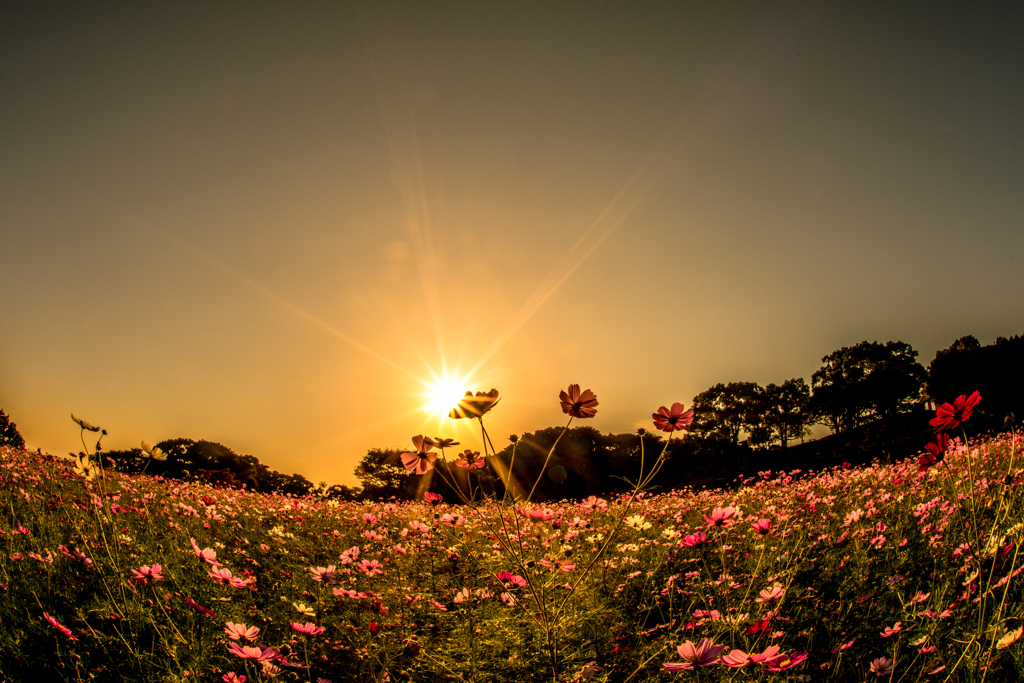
{"left": 810, "top": 341, "right": 927, "bottom": 433}
{"left": 106, "top": 438, "right": 314, "bottom": 496}
{"left": 0, "top": 409, "right": 25, "bottom": 450}
{"left": 688, "top": 381, "right": 765, "bottom": 445}
{"left": 928, "top": 334, "right": 1024, "bottom": 431}
{"left": 760, "top": 378, "right": 813, "bottom": 448}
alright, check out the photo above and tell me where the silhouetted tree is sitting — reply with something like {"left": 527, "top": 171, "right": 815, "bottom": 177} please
{"left": 761, "top": 378, "right": 812, "bottom": 448}
{"left": 810, "top": 341, "right": 926, "bottom": 433}
{"left": 928, "top": 333, "right": 1024, "bottom": 431}
{"left": 354, "top": 448, "right": 416, "bottom": 500}
{"left": 0, "top": 409, "right": 25, "bottom": 450}
{"left": 689, "top": 382, "right": 765, "bottom": 445}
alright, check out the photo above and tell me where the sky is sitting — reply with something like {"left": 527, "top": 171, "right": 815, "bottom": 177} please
{"left": 2, "top": 1, "right": 1022, "bottom": 487}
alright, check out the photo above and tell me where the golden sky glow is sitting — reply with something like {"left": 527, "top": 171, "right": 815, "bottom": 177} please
{"left": 1, "top": 2, "right": 1022, "bottom": 486}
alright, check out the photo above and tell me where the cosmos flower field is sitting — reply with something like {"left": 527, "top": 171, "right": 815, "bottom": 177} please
{"left": 1, "top": 422, "right": 1023, "bottom": 681}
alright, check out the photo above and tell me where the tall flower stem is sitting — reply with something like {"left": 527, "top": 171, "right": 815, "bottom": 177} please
{"left": 526, "top": 418, "right": 573, "bottom": 503}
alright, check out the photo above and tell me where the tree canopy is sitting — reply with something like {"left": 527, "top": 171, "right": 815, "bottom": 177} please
{"left": 0, "top": 409, "right": 25, "bottom": 450}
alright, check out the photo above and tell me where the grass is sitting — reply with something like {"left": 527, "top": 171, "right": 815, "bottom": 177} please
{"left": 1, "top": 423, "right": 1022, "bottom": 682}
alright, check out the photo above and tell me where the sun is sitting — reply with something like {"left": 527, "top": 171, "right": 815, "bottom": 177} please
{"left": 423, "top": 377, "right": 469, "bottom": 418}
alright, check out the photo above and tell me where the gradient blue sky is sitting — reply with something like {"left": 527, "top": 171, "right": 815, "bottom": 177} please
{"left": 2, "top": 1, "right": 1021, "bottom": 486}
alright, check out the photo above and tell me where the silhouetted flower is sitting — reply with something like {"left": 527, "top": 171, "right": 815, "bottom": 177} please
{"left": 918, "top": 433, "right": 950, "bottom": 471}
{"left": 560, "top": 384, "right": 598, "bottom": 418}
{"left": 71, "top": 413, "right": 100, "bottom": 432}
{"left": 401, "top": 435, "right": 437, "bottom": 474}
{"left": 433, "top": 437, "right": 459, "bottom": 448}
{"left": 929, "top": 391, "right": 981, "bottom": 432}
{"left": 449, "top": 389, "right": 500, "bottom": 419}
{"left": 652, "top": 403, "right": 694, "bottom": 432}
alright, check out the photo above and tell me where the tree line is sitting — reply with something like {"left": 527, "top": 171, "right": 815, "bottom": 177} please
{"left": 354, "top": 334, "right": 1023, "bottom": 501}
{"left": 1, "top": 333, "right": 1020, "bottom": 500}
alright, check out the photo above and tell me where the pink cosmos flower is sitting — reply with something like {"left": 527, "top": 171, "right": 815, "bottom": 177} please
{"left": 870, "top": 657, "right": 895, "bottom": 676}
{"left": 929, "top": 391, "right": 981, "bottom": 432}
{"left": 43, "top": 612, "right": 79, "bottom": 641}
{"left": 290, "top": 622, "right": 325, "bottom": 636}
{"left": 209, "top": 567, "right": 235, "bottom": 584}
{"left": 356, "top": 559, "right": 384, "bottom": 576}
{"left": 703, "top": 506, "right": 738, "bottom": 527}
{"left": 496, "top": 571, "right": 528, "bottom": 588}
{"left": 755, "top": 584, "right": 785, "bottom": 603}
{"left": 227, "top": 643, "right": 280, "bottom": 662}
{"left": 400, "top": 436, "right": 437, "bottom": 474}
{"left": 190, "top": 537, "right": 222, "bottom": 566}
{"left": 222, "top": 674, "right": 246, "bottom": 683}
{"left": 224, "top": 622, "right": 260, "bottom": 641}
{"left": 228, "top": 575, "right": 254, "bottom": 589}
{"left": 308, "top": 565, "right": 337, "bottom": 583}
{"left": 340, "top": 546, "right": 361, "bottom": 564}
{"left": 518, "top": 507, "right": 555, "bottom": 522}
{"left": 455, "top": 449, "right": 486, "bottom": 469}
{"left": 880, "top": 621, "right": 903, "bottom": 638}
{"left": 423, "top": 491, "right": 443, "bottom": 504}
{"left": 581, "top": 495, "right": 608, "bottom": 511}
{"left": 720, "top": 650, "right": 752, "bottom": 668}
{"left": 131, "top": 564, "right": 165, "bottom": 584}
{"left": 560, "top": 384, "right": 599, "bottom": 418}
{"left": 663, "top": 638, "right": 727, "bottom": 671}
{"left": 652, "top": 402, "right": 694, "bottom": 432}
{"left": 763, "top": 652, "right": 808, "bottom": 672}
{"left": 182, "top": 595, "right": 215, "bottom": 617}
{"left": 751, "top": 518, "right": 772, "bottom": 534}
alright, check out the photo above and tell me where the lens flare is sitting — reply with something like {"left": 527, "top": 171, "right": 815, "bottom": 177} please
{"left": 423, "top": 377, "right": 469, "bottom": 418}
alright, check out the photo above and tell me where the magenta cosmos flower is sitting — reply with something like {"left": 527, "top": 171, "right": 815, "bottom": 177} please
{"left": 560, "top": 384, "right": 598, "bottom": 418}
{"left": 929, "top": 391, "right": 981, "bottom": 432}
{"left": 652, "top": 402, "right": 694, "bottom": 432}
{"left": 663, "top": 638, "right": 727, "bottom": 671}
{"left": 401, "top": 435, "right": 437, "bottom": 474}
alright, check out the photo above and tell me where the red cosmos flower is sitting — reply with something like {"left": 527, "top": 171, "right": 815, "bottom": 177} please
{"left": 400, "top": 435, "right": 437, "bottom": 474}
{"left": 929, "top": 391, "right": 981, "bottom": 432}
{"left": 918, "top": 433, "right": 950, "bottom": 471}
{"left": 560, "top": 384, "right": 599, "bottom": 418}
{"left": 652, "top": 402, "right": 695, "bottom": 432}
